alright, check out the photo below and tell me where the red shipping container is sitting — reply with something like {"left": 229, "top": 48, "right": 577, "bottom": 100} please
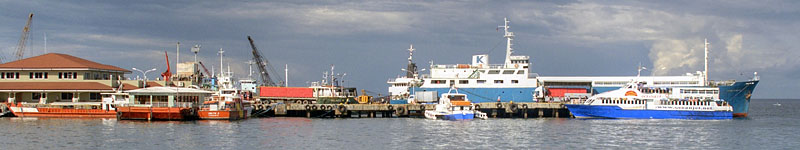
{"left": 547, "top": 88, "right": 587, "bottom": 97}
{"left": 259, "top": 87, "right": 314, "bottom": 98}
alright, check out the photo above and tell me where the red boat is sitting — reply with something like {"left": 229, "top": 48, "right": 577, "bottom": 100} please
{"left": 116, "top": 106, "right": 195, "bottom": 120}
{"left": 198, "top": 100, "right": 247, "bottom": 120}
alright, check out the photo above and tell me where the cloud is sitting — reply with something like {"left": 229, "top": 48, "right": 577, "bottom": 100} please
{"left": 53, "top": 33, "right": 168, "bottom": 47}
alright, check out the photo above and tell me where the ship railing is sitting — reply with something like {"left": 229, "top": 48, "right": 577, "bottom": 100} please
{"left": 117, "top": 102, "right": 195, "bottom": 108}
{"left": 430, "top": 64, "right": 509, "bottom": 69}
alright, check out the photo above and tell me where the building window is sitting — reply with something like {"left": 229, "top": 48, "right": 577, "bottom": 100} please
{"left": 477, "top": 80, "right": 486, "bottom": 84}
{"left": 511, "top": 80, "right": 519, "bottom": 84}
{"left": 30, "top": 72, "right": 47, "bottom": 79}
{"left": 94, "top": 73, "right": 100, "bottom": 80}
{"left": 85, "top": 73, "right": 90, "bottom": 79}
{"left": 494, "top": 80, "right": 504, "bottom": 84}
{"left": 61, "top": 93, "right": 74, "bottom": 100}
{"left": 103, "top": 73, "right": 109, "bottom": 80}
{"left": 89, "top": 93, "right": 102, "bottom": 100}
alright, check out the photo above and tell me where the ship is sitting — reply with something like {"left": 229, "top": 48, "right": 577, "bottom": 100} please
{"left": 255, "top": 65, "right": 358, "bottom": 105}
{"left": 198, "top": 70, "right": 252, "bottom": 120}
{"left": 387, "top": 17, "right": 760, "bottom": 117}
{"left": 423, "top": 87, "right": 488, "bottom": 120}
{"left": 564, "top": 68, "right": 757, "bottom": 119}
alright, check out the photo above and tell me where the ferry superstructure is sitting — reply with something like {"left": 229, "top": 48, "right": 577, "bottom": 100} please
{"left": 388, "top": 17, "right": 759, "bottom": 117}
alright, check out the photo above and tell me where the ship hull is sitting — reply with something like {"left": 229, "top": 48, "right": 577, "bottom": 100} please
{"left": 719, "top": 81, "right": 758, "bottom": 117}
{"left": 9, "top": 106, "right": 116, "bottom": 118}
{"left": 116, "top": 107, "right": 196, "bottom": 120}
{"left": 198, "top": 110, "right": 245, "bottom": 120}
{"left": 565, "top": 104, "right": 732, "bottom": 120}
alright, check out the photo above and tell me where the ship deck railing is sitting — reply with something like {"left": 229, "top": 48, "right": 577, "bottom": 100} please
{"left": 118, "top": 102, "right": 196, "bottom": 108}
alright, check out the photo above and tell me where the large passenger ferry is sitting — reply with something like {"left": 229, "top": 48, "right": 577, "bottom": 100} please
{"left": 387, "top": 17, "right": 759, "bottom": 117}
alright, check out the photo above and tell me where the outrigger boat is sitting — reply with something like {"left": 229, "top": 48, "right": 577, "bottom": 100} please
{"left": 424, "top": 87, "right": 488, "bottom": 120}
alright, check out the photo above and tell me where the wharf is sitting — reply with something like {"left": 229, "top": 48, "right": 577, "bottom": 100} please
{"left": 251, "top": 102, "right": 571, "bottom": 118}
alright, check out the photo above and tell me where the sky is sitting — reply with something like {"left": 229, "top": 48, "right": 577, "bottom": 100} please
{"left": 1, "top": 0, "right": 798, "bottom": 99}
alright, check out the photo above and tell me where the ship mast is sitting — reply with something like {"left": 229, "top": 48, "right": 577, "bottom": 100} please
{"left": 406, "top": 44, "right": 416, "bottom": 78}
{"left": 704, "top": 38, "right": 710, "bottom": 85}
{"left": 499, "top": 17, "right": 514, "bottom": 67}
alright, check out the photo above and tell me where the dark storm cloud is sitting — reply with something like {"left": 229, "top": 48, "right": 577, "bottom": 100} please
{"left": 1, "top": 0, "right": 797, "bottom": 98}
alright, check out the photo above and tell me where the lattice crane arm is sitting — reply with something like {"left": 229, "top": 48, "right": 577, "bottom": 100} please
{"left": 247, "top": 36, "right": 276, "bottom": 86}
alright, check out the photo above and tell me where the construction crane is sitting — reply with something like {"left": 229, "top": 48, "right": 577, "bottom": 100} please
{"left": 161, "top": 51, "right": 172, "bottom": 82}
{"left": 247, "top": 36, "right": 276, "bottom": 86}
{"left": 10, "top": 13, "right": 34, "bottom": 62}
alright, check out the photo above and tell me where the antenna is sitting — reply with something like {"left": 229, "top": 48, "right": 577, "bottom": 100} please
{"left": 704, "top": 38, "right": 710, "bottom": 85}
{"left": 218, "top": 48, "right": 224, "bottom": 77}
{"left": 44, "top": 32, "right": 47, "bottom": 54}
{"left": 191, "top": 45, "right": 200, "bottom": 63}
{"left": 408, "top": 44, "right": 415, "bottom": 64}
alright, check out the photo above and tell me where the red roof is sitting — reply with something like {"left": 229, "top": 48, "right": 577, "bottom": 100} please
{"left": 0, "top": 82, "right": 115, "bottom": 90}
{"left": 0, "top": 53, "right": 129, "bottom": 72}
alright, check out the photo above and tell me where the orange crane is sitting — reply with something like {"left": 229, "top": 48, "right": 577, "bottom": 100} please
{"left": 8, "top": 13, "right": 34, "bottom": 63}
{"left": 161, "top": 51, "right": 172, "bottom": 81}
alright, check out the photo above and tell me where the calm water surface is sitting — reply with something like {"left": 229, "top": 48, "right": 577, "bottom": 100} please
{"left": 1, "top": 99, "right": 798, "bottom": 149}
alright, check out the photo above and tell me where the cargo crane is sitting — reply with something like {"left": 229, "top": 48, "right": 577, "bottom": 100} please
{"left": 161, "top": 51, "right": 172, "bottom": 82}
{"left": 247, "top": 36, "right": 277, "bottom": 86}
{"left": 198, "top": 61, "right": 212, "bottom": 77}
{"left": 7, "top": 13, "right": 34, "bottom": 63}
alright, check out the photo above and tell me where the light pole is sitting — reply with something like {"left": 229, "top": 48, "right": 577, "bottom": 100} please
{"left": 132, "top": 67, "right": 157, "bottom": 87}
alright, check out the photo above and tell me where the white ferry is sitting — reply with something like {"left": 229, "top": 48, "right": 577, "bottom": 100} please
{"left": 565, "top": 77, "right": 734, "bottom": 119}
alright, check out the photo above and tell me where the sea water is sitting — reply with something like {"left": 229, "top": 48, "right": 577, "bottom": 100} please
{"left": 1, "top": 99, "right": 797, "bottom": 149}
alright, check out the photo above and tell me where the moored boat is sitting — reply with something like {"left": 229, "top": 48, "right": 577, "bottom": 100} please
{"left": 565, "top": 80, "right": 735, "bottom": 119}
{"left": 424, "top": 88, "right": 488, "bottom": 120}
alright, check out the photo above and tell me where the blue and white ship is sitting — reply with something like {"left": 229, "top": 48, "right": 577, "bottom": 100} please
{"left": 387, "top": 17, "right": 759, "bottom": 117}
{"left": 565, "top": 77, "right": 735, "bottom": 119}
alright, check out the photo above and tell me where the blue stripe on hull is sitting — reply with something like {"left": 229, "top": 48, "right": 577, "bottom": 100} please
{"left": 390, "top": 99, "right": 408, "bottom": 104}
{"left": 412, "top": 87, "right": 536, "bottom": 103}
{"left": 565, "top": 104, "right": 732, "bottom": 120}
{"left": 443, "top": 113, "right": 475, "bottom": 120}
{"left": 719, "top": 81, "right": 759, "bottom": 116}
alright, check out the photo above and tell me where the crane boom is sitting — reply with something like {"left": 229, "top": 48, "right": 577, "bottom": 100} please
{"left": 198, "top": 61, "right": 211, "bottom": 76}
{"left": 13, "top": 13, "right": 34, "bottom": 62}
{"left": 247, "top": 36, "right": 276, "bottom": 86}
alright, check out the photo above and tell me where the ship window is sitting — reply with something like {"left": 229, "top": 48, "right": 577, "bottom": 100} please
{"left": 90, "top": 93, "right": 102, "bottom": 100}
{"left": 502, "top": 70, "right": 514, "bottom": 74}
{"left": 517, "top": 70, "right": 525, "bottom": 74}
{"left": 494, "top": 80, "right": 504, "bottom": 84}
{"left": 511, "top": 80, "right": 519, "bottom": 84}
{"left": 61, "top": 93, "right": 73, "bottom": 100}
{"left": 477, "top": 80, "right": 486, "bottom": 84}
{"left": 488, "top": 70, "right": 500, "bottom": 74}
{"left": 431, "top": 80, "right": 446, "bottom": 84}
{"left": 459, "top": 80, "right": 469, "bottom": 84}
